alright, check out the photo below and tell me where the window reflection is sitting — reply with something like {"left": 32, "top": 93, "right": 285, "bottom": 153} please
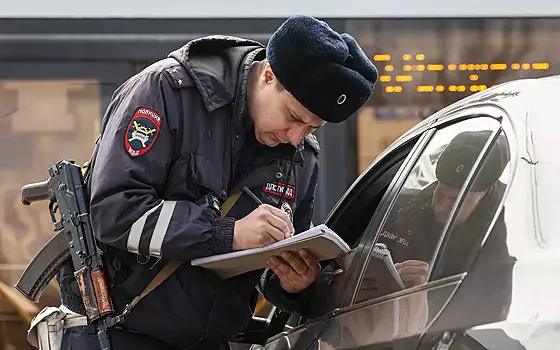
{"left": 356, "top": 117, "right": 502, "bottom": 304}
{"left": 0, "top": 80, "right": 101, "bottom": 348}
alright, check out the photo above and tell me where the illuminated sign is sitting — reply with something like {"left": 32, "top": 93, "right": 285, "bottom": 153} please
{"left": 371, "top": 53, "right": 551, "bottom": 95}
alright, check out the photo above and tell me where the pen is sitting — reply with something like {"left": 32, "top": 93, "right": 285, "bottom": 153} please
{"left": 242, "top": 186, "right": 263, "bottom": 206}
{"left": 243, "top": 186, "right": 294, "bottom": 238}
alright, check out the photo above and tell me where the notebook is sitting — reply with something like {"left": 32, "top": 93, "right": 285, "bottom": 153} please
{"left": 191, "top": 224, "right": 351, "bottom": 279}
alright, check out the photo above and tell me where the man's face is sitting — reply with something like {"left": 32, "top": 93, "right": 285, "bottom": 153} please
{"left": 248, "top": 63, "right": 326, "bottom": 147}
{"left": 432, "top": 182, "right": 486, "bottom": 224}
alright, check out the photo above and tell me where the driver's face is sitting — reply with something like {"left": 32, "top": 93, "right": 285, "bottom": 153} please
{"left": 432, "top": 182, "right": 485, "bottom": 224}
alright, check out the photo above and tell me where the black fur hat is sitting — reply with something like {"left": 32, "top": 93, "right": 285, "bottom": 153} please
{"left": 266, "top": 15, "right": 378, "bottom": 123}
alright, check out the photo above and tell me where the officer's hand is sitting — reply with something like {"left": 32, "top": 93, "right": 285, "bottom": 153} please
{"left": 267, "top": 249, "right": 321, "bottom": 294}
{"left": 233, "top": 204, "right": 294, "bottom": 250}
{"left": 395, "top": 260, "right": 429, "bottom": 288}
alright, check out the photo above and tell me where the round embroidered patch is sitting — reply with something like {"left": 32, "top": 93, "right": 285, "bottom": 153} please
{"left": 124, "top": 107, "right": 161, "bottom": 157}
{"left": 281, "top": 201, "right": 294, "bottom": 223}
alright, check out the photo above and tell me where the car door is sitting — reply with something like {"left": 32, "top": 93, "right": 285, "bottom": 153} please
{"left": 313, "top": 111, "right": 510, "bottom": 350}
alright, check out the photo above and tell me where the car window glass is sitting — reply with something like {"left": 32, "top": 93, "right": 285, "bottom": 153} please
{"left": 431, "top": 130, "right": 511, "bottom": 280}
{"left": 355, "top": 116, "right": 500, "bottom": 304}
{"left": 283, "top": 145, "right": 415, "bottom": 325}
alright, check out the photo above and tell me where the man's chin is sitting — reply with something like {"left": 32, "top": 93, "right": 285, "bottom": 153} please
{"left": 257, "top": 134, "right": 279, "bottom": 147}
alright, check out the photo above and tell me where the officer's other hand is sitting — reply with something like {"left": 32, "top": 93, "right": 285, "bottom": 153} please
{"left": 233, "top": 204, "right": 294, "bottom": 250}
{"left": 395, "top": 260, "right": 429, "bottom": 288}
{"left": 267, "top": 249, "right": 321, "bottom": 294}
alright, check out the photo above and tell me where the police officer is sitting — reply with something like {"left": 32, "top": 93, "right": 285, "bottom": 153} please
{"left": 57, "top": 15, "right": 378, "bottom": 350}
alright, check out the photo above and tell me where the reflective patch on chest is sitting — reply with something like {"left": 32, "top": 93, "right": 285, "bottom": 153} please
{"left": 124, "top": 107, "right": 161, "bottom": 157}
{"left": 262, "top": 181, "right": 296, "bottom": 200}
{"left": 379, "top": 229, "right": 410, "bottom": 247}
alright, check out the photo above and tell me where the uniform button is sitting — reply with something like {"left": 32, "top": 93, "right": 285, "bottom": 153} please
{"left": 221, "top": 190, "right": 227, "bottom": 198}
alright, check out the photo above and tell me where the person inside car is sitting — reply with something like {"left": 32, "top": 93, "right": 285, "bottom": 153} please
{"left": 322, "top": 130, "right": 515, "bottom": 348}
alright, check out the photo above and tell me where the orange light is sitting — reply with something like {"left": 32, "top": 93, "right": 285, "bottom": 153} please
{"left": 470, "top": 85, "right": 479, "bottom": 92}
{"left": 394, "top": 86, "right": 403, "bottom": 93}
{"left": 396, "top": 75, "right": 412, "bottom": 82}
{"left": 511, "top": 63, "right": 521, "bottom": 70}
{"left": 469, "top": 74, "right": 479, "bottom": 81}
{"left": 448, "top": 64, "right": 457, "bottom": 70}
{"left": 416, "top": 53, "right": 425, "bottom": 60}
{"left": 479, "top": 85, "right": 487, "bottom": 91}
{"left": 416, "top": 64, "right": 425, "bottom": 71}
{"left": 481, "top": 64, "right": 489, "bottom": 70}
{"left": 474, "top": 64, "right": 481, "bottom": 70}
{"left": 459, "top": 64, "right": 467, "bottom": 71}
{"left": 403, "top": 65, "right": 412, "bottom": 71}
{"left": 436, "top": 85, "right": 445, "bottom": 92}
{"left": 449, "top": 85, "right": 457, "bottom": 92}
{"left": 403, "top": 54, "right": 412, "bottom": 61}
{"left": 385, "top": 65, "right": 394, "bottom": 72}
{"left": 533, "top": 63, "right": 549, "bottom": 70}
{"left": 458, "top": 85, "right": 466, "bottom": 92}
{"left": 417, "top": 85, "right": 434, "bottom": 92}
{"left": 427, "top": 64, "right": 444, "bottom": 71}
{"left": 467, "top": 64, "right": 475, "bottom": 70}
{"left": 490, "top": 63, "right": 507, "bottom": 70}
{"left": 380, "top": 76, "right": 392, "bottom": 82}
{"left": 385, "top": 86, "right": 395, "bottom": 93}
{"left": 522, "top": 63, "right": 531, "bottom": 70}
{"left": 374, "top": 54, "right": 391, "bottom": 61}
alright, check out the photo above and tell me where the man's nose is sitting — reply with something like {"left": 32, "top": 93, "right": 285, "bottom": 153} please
{"left": 287, "top": 125, "right": 307, "bottom": 145}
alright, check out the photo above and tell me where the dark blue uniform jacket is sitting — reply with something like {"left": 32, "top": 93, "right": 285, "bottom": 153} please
{"left": 59, "top": 35, "right": 321, "bottom": 349}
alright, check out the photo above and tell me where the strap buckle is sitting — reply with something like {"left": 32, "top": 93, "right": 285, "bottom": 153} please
{"left": 194, "top": 193, "right": 221, "bottom": 215}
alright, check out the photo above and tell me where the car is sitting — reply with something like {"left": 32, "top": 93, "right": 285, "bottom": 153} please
{"left": 234, "top": 75, "right": 560, "bottom": 350}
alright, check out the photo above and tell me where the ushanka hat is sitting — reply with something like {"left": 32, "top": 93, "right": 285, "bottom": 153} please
{"left": 267, "top": 15, "right": 378, "bottom": 123}
{"left": 436, "top": 130, "right": 509, "bottom": 192}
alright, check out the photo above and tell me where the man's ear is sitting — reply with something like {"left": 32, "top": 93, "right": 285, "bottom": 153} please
{"left": 263, "top": 64, "right": 276, "bottom": 85}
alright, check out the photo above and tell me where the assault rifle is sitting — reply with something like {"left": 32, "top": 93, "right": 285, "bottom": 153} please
{"left": 16, "top": 160, "right": 122, "bottom": 350}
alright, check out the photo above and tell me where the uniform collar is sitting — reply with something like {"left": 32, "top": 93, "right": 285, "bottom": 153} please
{"left": 233, "top": 49, "right": 265, "bottom": 132}
{"left": 168, "top": 35, "right": 265, "bottom": 113}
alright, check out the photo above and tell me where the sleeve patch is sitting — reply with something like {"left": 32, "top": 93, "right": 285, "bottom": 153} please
{"left": 124, "top": 107, "right": 162, "bottom": 157}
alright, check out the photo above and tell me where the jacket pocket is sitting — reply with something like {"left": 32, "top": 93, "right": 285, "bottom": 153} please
{"left": 189, "top": 153, "right": 223, "bottom": 196}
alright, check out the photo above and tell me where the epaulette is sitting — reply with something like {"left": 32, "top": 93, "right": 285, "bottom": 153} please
{"left": 304, "top": 134, "right": 320, "bottom": 155}
{"left": 164, "top": 64, "right": 193, "bottom": 89}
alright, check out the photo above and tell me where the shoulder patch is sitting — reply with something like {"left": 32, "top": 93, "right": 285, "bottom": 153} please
{"left": 124, "top": 107, "right": 161, "bottom": 157}
{"left": 304, "top": 134, "right": 320, "bottom": 154}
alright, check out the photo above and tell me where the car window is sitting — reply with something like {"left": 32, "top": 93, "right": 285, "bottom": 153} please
{"left": 277, "top": 140, "right": 417, "bottom": 327}
{"left": 355, "top": 116, "right": 501, "bottom": 304}
{"left": 430, "top": 130, "right": 510, "bottom": 280}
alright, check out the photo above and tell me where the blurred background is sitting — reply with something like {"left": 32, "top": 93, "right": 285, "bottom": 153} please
{"left": 1, "top": 1, "right": 560, "bottom": 348}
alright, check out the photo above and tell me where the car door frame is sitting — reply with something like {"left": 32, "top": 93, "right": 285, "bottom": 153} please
{"left": 342, "top": 105, "right": 507, "bottom": 308}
